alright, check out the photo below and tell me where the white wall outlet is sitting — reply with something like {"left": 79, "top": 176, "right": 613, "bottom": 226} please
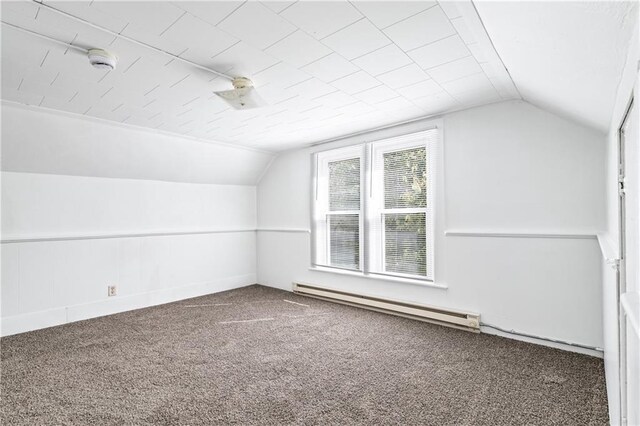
{"left": 108, "top": 285, "right": 117, "bottom": 297}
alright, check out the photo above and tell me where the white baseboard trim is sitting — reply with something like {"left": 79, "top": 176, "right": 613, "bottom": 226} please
{"left": 480, "top": 325, "right": 603, "bottom": 358}
{"left": 0, "top": 273, "right": 256, "bottom": 337}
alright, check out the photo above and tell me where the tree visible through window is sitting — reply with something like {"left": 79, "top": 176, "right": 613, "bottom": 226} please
{"left": 383, "top": 147, "right": 427, "bottom": 276}
{"left": 328, "top": 157, "right": 360, "bottom": 269}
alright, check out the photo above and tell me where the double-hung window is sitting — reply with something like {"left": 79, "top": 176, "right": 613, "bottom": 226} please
{"left": 312, "top": 129, "right": 437, "bottom": 282}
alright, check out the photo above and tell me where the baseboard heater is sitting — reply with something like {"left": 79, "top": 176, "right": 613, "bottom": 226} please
{"left": 293, "top": 283, "right": 480, "bottom": 333}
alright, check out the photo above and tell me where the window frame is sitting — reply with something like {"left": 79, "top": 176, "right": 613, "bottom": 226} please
{"left": 312, "top": 144, "right": 365, "bottom": 272}
{"left": 311, "top": 127, "right": 438, "bottom": 284}
{"left": 369, "top": 136, "right": 431, "bottom": 280}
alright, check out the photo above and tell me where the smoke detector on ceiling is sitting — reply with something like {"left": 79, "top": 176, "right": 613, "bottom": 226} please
{"left": 88, "top": 49, "right": 118, "bottom": 71}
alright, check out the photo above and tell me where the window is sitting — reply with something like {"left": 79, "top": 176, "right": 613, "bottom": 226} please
{"left": 312, "top": 129, "right": 437, "bottom": 282}
{"left": 313, "top": 145, "right": 363, "bottom": 271}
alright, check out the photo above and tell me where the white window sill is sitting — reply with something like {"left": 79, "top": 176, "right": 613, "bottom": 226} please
{"left": 308, "top": 266, "right": 448, "bottom": 289}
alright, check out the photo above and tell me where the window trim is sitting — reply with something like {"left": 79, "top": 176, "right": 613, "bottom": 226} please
{"left": 312, "top": 144, "right": 365, "bottom": 272}
{"left": 311, "top": 126, "right": 440, "bottom": 283}
{"left": 370, "top": 135, "right": 431, "bottom": 279}
{"left": 308, "top": 265, "right": 448, "bottom": 290}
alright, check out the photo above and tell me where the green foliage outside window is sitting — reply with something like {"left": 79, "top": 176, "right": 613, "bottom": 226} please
{"left": 384, "top": 147, "right": 427, "bottom": 276}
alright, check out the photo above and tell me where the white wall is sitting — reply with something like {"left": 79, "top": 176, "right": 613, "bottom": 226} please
{"left": 1, "top": 172, "right": 258, "bottom": 336}
{"left": 257, "top": 100, "right": 606, "bottom": 354}
{"left": 0, "top": 105, "right": 271, "bottom": 336}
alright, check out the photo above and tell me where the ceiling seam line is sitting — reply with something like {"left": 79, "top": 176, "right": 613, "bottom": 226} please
{"left": 468, "top": 0, "right": 522, "bottom": 99}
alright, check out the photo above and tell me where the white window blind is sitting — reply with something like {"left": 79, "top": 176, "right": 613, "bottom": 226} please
{"left": 313, "top": 145, "right": 363, "bottom": 271}
{"left": 313, "top": 129, "right": 437, "bottom": 281}
{"left": 328, "top": 157, "right": 361, "bottom": 269}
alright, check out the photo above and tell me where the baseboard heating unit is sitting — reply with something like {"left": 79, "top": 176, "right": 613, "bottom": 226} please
{"left": 293, "top": 283, "right": 480, "bottom": 332}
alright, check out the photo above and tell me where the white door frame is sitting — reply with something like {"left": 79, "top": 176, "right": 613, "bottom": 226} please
{"left": 618, "top": 96, "right": 635, "bottom": 426}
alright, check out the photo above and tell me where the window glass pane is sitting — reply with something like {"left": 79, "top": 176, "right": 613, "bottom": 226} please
{"left": 384, "top": 212, "right": 426, "bottom": 276}
{"left": 384, "top": 147, "right": 426, "bottom": 209}
{"left": 329, "top": 157, "right": 360, "bottom": 211}
{"left": 329, "top": 214, "right": 360, "bottom": 269}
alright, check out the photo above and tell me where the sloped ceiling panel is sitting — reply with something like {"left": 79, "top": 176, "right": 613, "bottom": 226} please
{"left": 1, "top": 0, "right": 519, "bottom": 152}
{"left": 474, "top": 0, "right": 638, "bottom": 133}
{"left": 1, "top": 103, "right": 274, "bottom": 185}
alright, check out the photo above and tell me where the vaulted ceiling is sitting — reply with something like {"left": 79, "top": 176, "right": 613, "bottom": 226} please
{"left": 1, "top": 0, "right": 519, "bottom": 151}
{"left": 474, "top": 0, "right": 638, "bottom": 134}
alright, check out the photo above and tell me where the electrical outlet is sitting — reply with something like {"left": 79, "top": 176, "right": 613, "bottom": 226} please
{"left": 108, "top": 285, "right": 117, "bottom": 297}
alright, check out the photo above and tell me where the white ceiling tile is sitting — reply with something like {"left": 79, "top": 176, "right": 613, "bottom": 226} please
{"left": 408, "top": 35, "right": 470, "bottom": 70}
{"left": 397, "top": 80, "right": 442, "bottom": 100}
{"left": 337, "top": 101, "right": 377, "bottom": 116}
{"left": 427, "top": 56, "right": 483, "bottom": 84}
{"left": 440, "top": 73, "right": 494, "bottom": 95}
{"left": 265, "top": 30, "right": 332, "bottom": 68}
{"left": 351, "top": 1, "right": 437, "bottom": 29}
{"left": 450, "top": 17, "right": 475, "bottom": 44}
{"left": 309, "top": 106, "right": 347, "bottom": 121}
{"left": 261, "top": 1, "right": 297, "bottom": 14}
{"left": 257, "top": 83, "right": 306, "bottom": 104}
{"left": 412, "top": 91, "right": 459, "bottom": 114}
{"left": 383, "top": 6, "right": 455, "bottom": 51}
{"left": 283, "top": 78, "right": 336, "bottom": 100}
{"left": 271, "top": 94, "right": 307, "bottom": 109}
{"left": 322, "top": 19, "right": 390, "bottom": 60}
{"left": 438, "top": 1, "right": 463, "bottom": 19}
{"left": 253, "top": 62, "right": 311, "bottom": 89}
{"left": 1, "top": 63, "right": 23, "bottom": 92}
{"left": 352, "top": 44, "right": 412, "bottom": 76}
{"left": 93, "top": 2, "right": 185, "bottom": 36}
{"left": 20, "top": 73, "right": 76, "bottom": 103}
{"left": 173, "top": 2, "right": 244, "bottom": 27}
{"left": 331, "top": 71, "right": 381, "bottom": 95}
{"left": 374, "top": 96, "right": 416, "bottom": 112}
{"left": 211, "top": 42, "right": 279, "bottom": 77}
{"left": 354, "top": 85, "right": 400, "bottom": 105}
{"left": 50, "top": 74, "right": 104, "bottom": 103}
{"left": 20, "top": 6, "right": 115, "bottom": 52}
{"left": 2, "top": 0, "right": 41, "bottom": 19}
{"left": 301, "top": 53, "right": 359, "bottom": 83}
{"left": 452, "top": 87, "right": 502, "bottom": 106}
{"left": 280, "top": 1, "right": 362, "bottom": 39}
{"left": 158, "top": 14, "right": 239, "bottom": 62}
{"left": 480, "top": 62, "right": 501, "bottom": 79}
{"left": 313, "top": 91, "right": 359, "bottom": 109}
{"left": 30, "top": 47, "right": 93, "bottom": 88}
{"left": 217, "top": 2, "right": 296, "bottom": 50}
{"left": 44, "top": 1, "right": 128, "bottom": 33}
{"left": 121, "top": 24, "right": 186, "bottom": 58}
{"left": 1, "top": 30, "right": 50, "bottom": 70}
{"left": 2, "top": 87, "right": 45, "bottom": 107}
{"left": 40, "top": 93, "right": 93, "bottom": 115}
{"left": 0, "top": 4, "right": 38, "bottom": 32}
{"left": 467, "top": 42, "right": 487, "bottom": 63}
{"left": 376, "top": 64, "right": 430, "bottom": 89}
{"left": 106, "top": 38, "right": 173, "bottom": 76}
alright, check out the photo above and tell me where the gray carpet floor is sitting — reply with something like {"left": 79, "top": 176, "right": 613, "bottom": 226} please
{"left": 1, "top": 284, "right": 608, "bottom": 425}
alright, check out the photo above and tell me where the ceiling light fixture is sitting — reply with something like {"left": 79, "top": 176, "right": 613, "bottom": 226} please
{"left": 213, "top": 77, "right": 265, "bottom": 110}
